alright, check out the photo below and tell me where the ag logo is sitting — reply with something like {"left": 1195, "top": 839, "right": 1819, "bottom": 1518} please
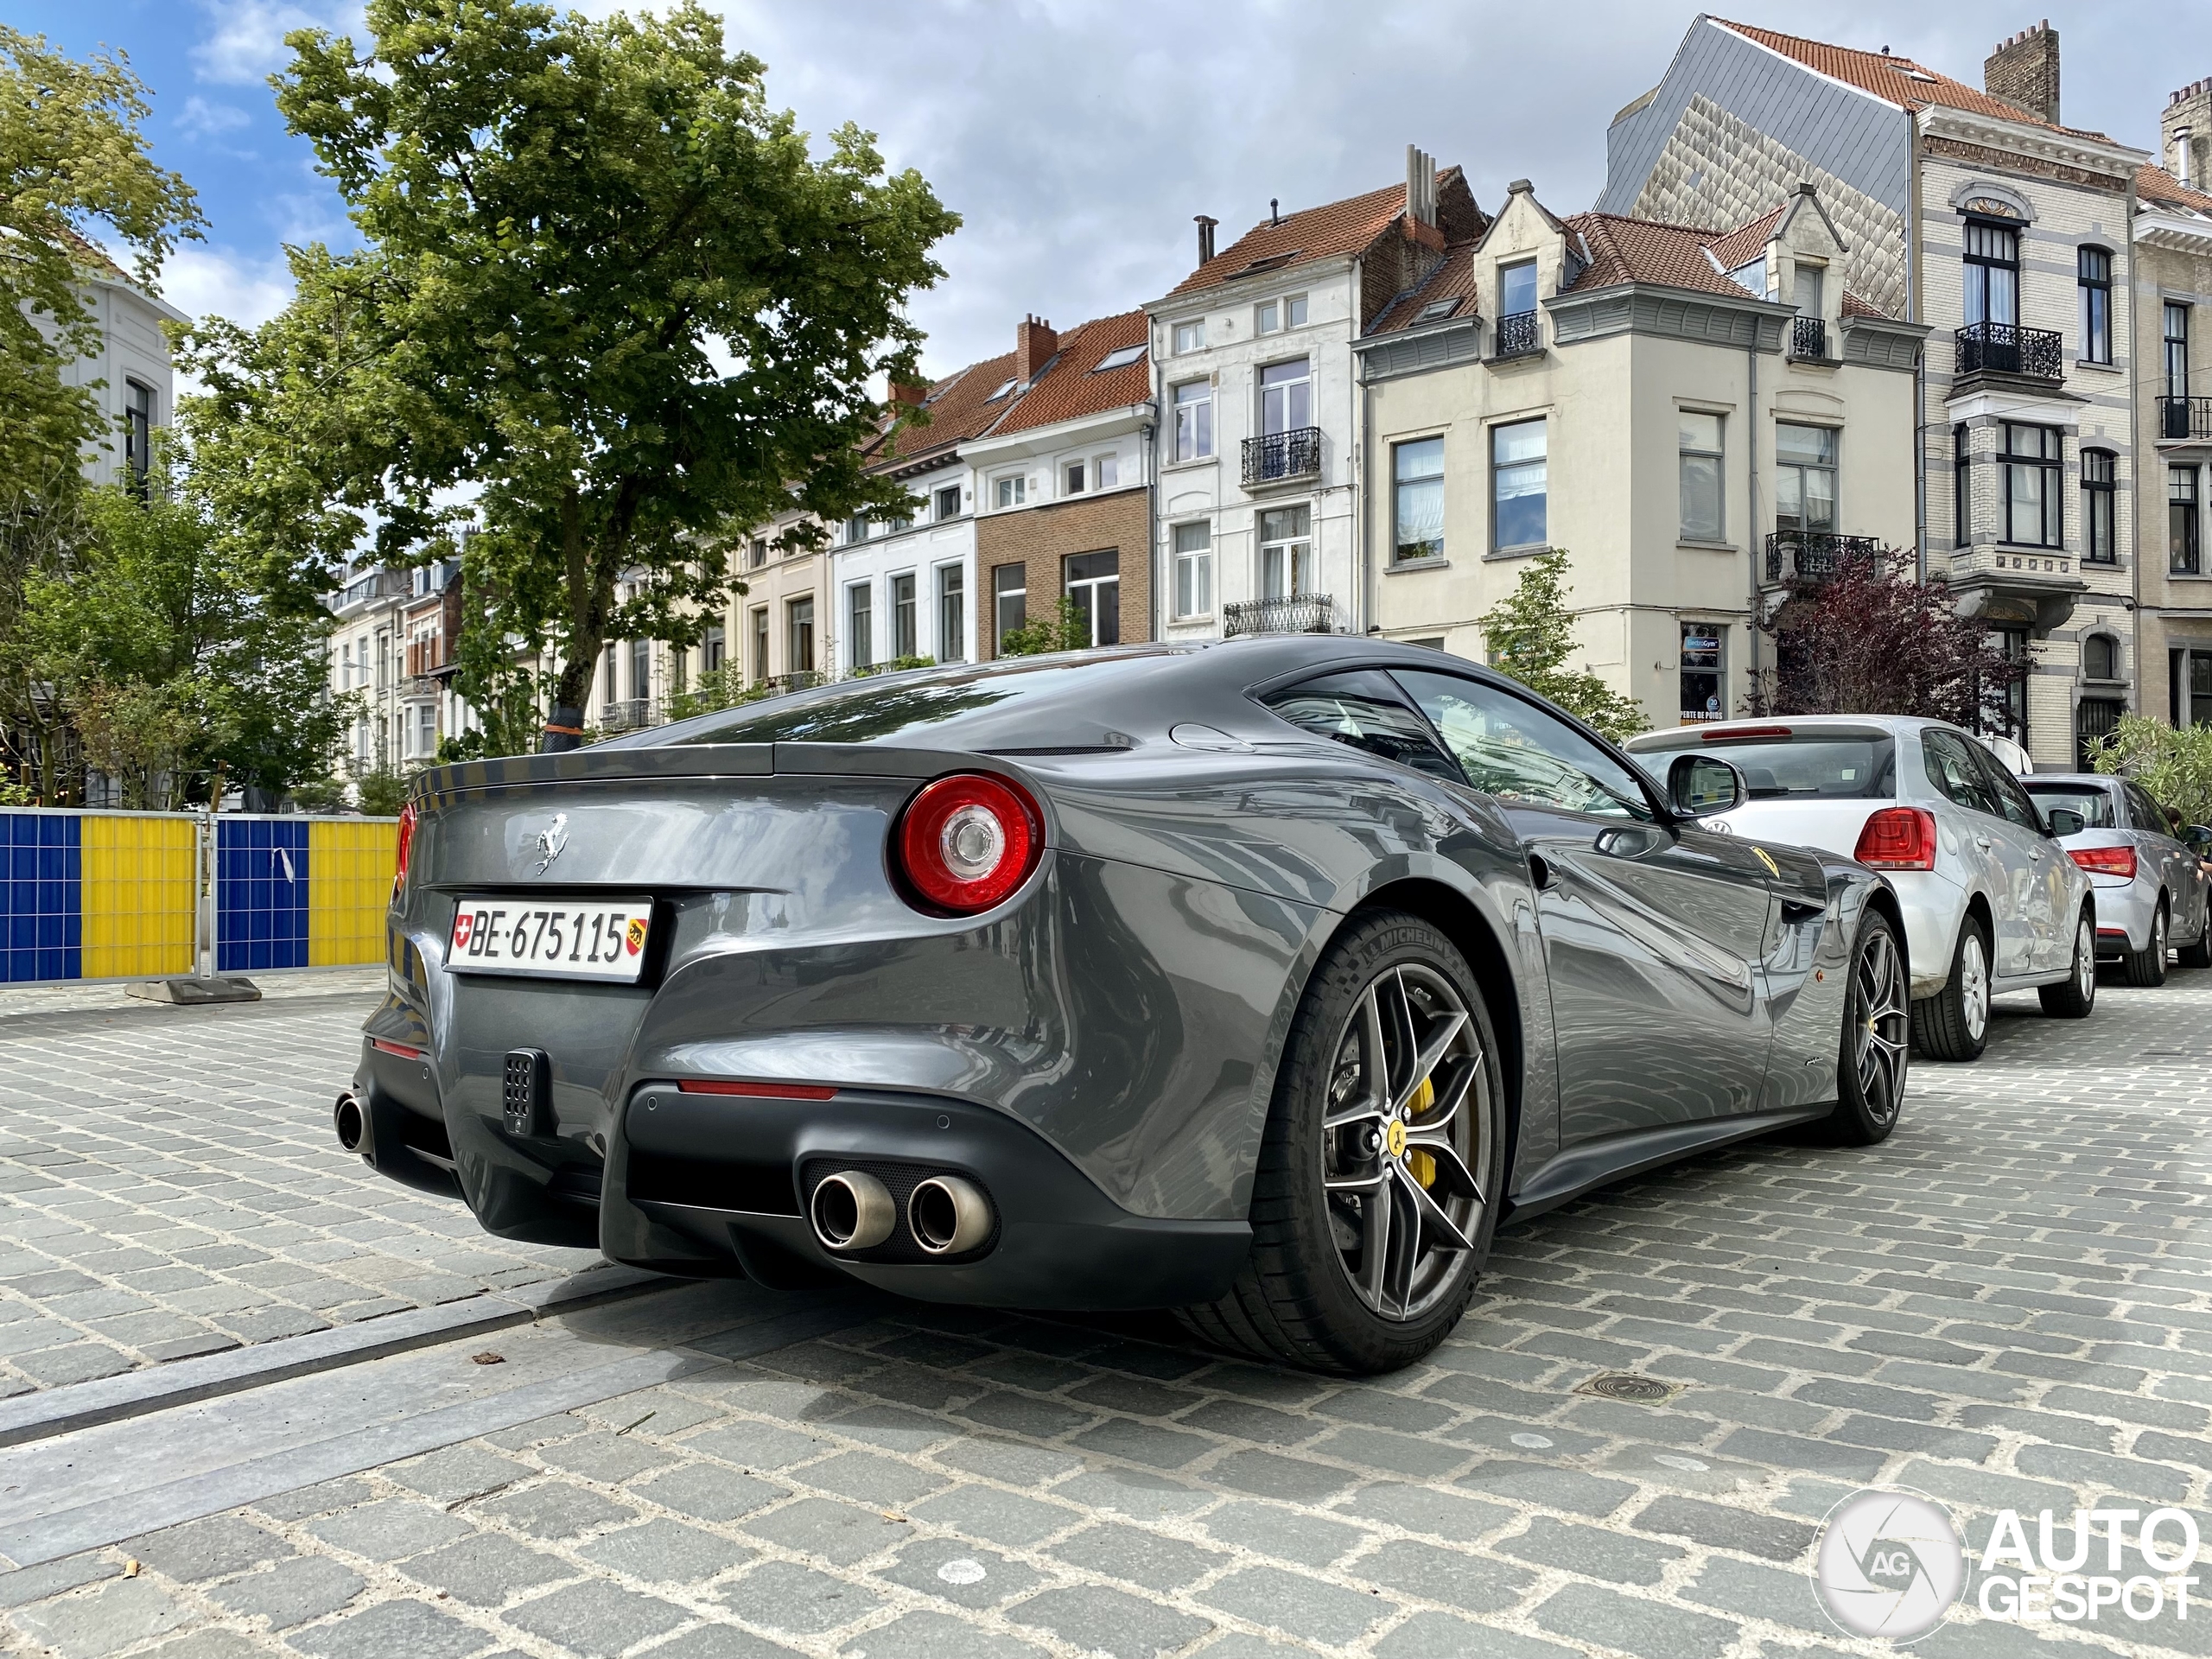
{"left": 531, "top": 812, "right": 569, "bottom": 875}
{"left": 1814, "top": 1487, "right": 1964, "bottom": 1641}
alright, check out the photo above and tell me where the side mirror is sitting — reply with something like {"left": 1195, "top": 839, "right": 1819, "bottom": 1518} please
{"left": 1668, "top": 753, "right": 1744, "bottom": 817}
{"left": 2044, "top": 807, "right": 2084, "bottom": 838}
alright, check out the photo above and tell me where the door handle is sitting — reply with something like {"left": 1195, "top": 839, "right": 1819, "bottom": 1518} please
{"left": 2028, "top": 847, "right": 2044, "bottom": 861}
{"left": 1974, "top": 836, "right": 1994, "bottom": 850}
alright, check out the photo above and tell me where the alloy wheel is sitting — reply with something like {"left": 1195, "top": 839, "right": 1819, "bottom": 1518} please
{"left": 2076, "top": 918, "right": 2096, "bottom": 1001}
{"left": 1854, "top": 924, "right": 1910, "bottom": 1123}
{"left": 1959, "top": 932, "right": 1990, "bottom": 1040}
{"left": 1319, "top": 964, "right": 1487, "bottom": 1322}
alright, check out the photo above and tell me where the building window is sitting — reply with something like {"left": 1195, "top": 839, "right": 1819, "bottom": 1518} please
{"left": 1492, "top": 419, "right": 1548, "bottom": 550}
{"left": 847, "top": 584, "right": 872, "bottom": 671}
{"left": 1065, "top": 460, "right": 1085, "bottom": 495}
{"left": 2082, "top": 448, "right": 2117, "bottom": 565}
{"left": 1499, "top": 259, "right": 1537, "bottom": 322}
{"left": 750, "top": 537, "right": 768, "bottom": 568}
{"left": 1681, "top": 623, "right": 1726, "bottom": 723}
{"left": 2083, "top": 633, "right": 2120, "bottom": 681}
{"left": 1775, "top": 423, "right": 1838, "bottom": 533}
{"left": 936, "top": 564, "right": 964, "bottom": 662}
{"left": 1258, "top": 505, "right": 1313, "bottom": 598}
{"left": 1392, "top": 437, "right": 1445, "bottom": 563}
{"left": 994, "top": 474, "right": 1026, "bottom": 509}
{"left": 704, "top": 622, "right": 725, "bottom": 673}
{"left": 787, "top": 595, "right": 815, "bottom": 674}
{"left": 123, "top": 380, "right": 153, "bottom": 490}
{"left": 844, "top": 515, "right": 868, "bottom": 544}
{"left": 1993, "top": 627, "right": 2029, "bottom": 741}
{"left": 1094, "top": 453, "right": 1119, "bottom": 489}
{"left": 2001, "top": 423, "right": 2062, "bottom": 547}
{"left": 2173, "top": 466, "right": 2202, "bottom": 575}
{"left": 629, "top": 637, "right": 650, "bottom": 703}
{"left": 2078, "top": 247, "right": 2113, "bottom": 364}
{"left": 1259, "top": 357, "right": 1311, "bottom": 435}
{"left": 2175, "top": 648, "right": 2212, "bottom": 726}
{"left": 935, "top": 484, "right": 963, "bottom": 520}
{"left": 1173, "top": 522, "right": 1212, "bottom": 618}
{"left": 891, "top": 573, "right": 917, "bottom": 658}
{"left": 1173, "top": 380, "right": 1212, "bottom": 461}
{"left": 1678, "top": 411, "right": 1725, "bottom": 542}
{"left": 1255, "top": 295, "right": 1308, "bottom": 334}
{"left": 1962, "top": 219, "right": 2019, "bottom": 326}
{"left": 1954, "top": 423, "right": 1973, "bottom": 546}
{"left": 993, "top": 563, "right": 1026, "bottom": 652}
{"left": 1065, "top": 550, "right": 1120, "bottom": 647}
{"left": 1173, "top": 319, "right": 1205, "bottom": 354}
{"left": 2167, "top": 302, "right": 2191, "bottom": 397}
{"left": 750, "top": 606, "right": 769, "bottom": 683}
{"left": 411, "top": 703, "right": 438, "bottom": 759}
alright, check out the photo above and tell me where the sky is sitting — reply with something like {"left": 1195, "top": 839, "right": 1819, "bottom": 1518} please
{"left": 15, "top": 1, "right": 2202, "bottom": 381}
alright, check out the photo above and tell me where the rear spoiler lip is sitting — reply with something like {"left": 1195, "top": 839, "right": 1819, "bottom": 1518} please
{"left": 410, "top": 742, "right": 1026, "bottom": 809}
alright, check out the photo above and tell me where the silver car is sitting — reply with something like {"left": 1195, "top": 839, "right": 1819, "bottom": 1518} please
{"left": 2020, "top": 773, "right": 2212, "bottom": 984}
{"left": 1626, "top": 715, "right": 2097, "bottom": 1064}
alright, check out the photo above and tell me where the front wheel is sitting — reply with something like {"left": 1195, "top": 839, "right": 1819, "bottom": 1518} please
{"left": 1828, "top": 909, "right": 1909, "bottom": 1145}
{"left": 2179, "top": 910, "right": 2212, "bottom": 971}
{"left": 2123, "top": 901, "right": 2170, "bottom": 988}
{"left": 2039, "top": 910, "right": 2098, "bottom": 1018}
{"left": 1911, "top": 915, "right": 1990, "bottom": 1062}
{"left": 1178, "top": 910, "right": 1507, "bottom": 1376}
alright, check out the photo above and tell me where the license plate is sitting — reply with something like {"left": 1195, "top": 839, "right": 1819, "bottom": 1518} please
{"left": 447, "top": 898, "right": 653, "bottom": 982}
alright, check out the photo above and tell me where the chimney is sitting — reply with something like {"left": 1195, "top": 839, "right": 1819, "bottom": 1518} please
{"left": 1270, "top": 198, "right": 1280, "bottom": 226}
{"left": 2165, "top": 79, "right": 2212, "bottom": 190}
{"left": 1194, "top": 213, "right": 1217, "bottom": 264}
{"left": 1984, "top": 21, "right": 2059, "bottom": 127}
{"left": 1014, "top": 315, "right": 1057, "bottom": 383}
{"left": 889, "top": 378, "right": 926, "bottom": 409}
{"left": 1405, "top": 145, "right": 1438, "bottom": 227}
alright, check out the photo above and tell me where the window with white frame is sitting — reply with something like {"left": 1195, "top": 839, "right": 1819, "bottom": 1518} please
{"left": 1094, "top": 453, "right": 1119, "bottom": 489}
{"left": 1491, "top": 418, "right": 1548, "bottom": 550}
{"left": 936, "top": 484, "right": 963, "bottom": 520}
{"left": 1065, "top": 550, "right": 1119, "bottom": 647}
{"left": 936, "top": 564, "right": 965, "bottom": 662}
{"left": 1255, "top": 296, "right": 1307, "bottom": 334}
{"left": 1259, "top": 358, "right": 1312, "bottom": 435}
{"left": 1173, "top": 522, "right": 1212, "bottom": 617}
{"left": 1775, "top": 423, "right": 1838, "bottom": 533}
{"left": 1065, "top": 460, "right": 1086, "bottom": 495}
{"left": 1173, "top": 319, "right": 1205, "bottom": 354}
{"left": 995, "top": 474, "right": 1026, "bottom": 509}
{"left": 993, "top": 563, "right": 1026, "bottom": 651}
{"left": 848, "top": 583, "right": 873, "bottom": 670}
{"left": 2001, "top": 423, "right": 2062, "bottom": 548}
{"left": 891, "top": 574, "right": 917, "bottom": 658}
{"left": 1259, "top": 505, "right": 1313, "bottom": 598}
{"left": 1094, "top": 343, "right": 1146, "bottom": 372}
{"left": 1679, "top": 411, "right": 1725, "bottom": 542}
{"left": 751, "top": 607, "right": 768, "bottom": 682}
{"left": 1173, "top": 380, "right": 1212, "bottom": 461}
{"left": 787, "top": 594, "right": 815, "bottom": 674}
{"left": 410, "top": 702, "right": 437, "bottom": 758}
{"left": 1392, "top": 437, "right": 1444, "bottom": 563}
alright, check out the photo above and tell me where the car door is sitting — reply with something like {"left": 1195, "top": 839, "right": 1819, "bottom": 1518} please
{"left": 1919, "top": 728, "right": 2030, "bottom": 976}
{"left": 1391, "top": 668, "right": 1777, "bottom": 1142}
{"left": 2124, "top": 780, "right": 2198, "bottom": 938}
{"left": 1970, "top": 740, "right": 2069, "bottom": 974}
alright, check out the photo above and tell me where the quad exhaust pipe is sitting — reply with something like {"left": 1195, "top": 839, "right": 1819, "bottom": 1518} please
{"left": 334, "top": 1091, "right": 366, "bottom": 1154}
{"left": 807, "top": 1168, "right": 995, "bottom": 1256}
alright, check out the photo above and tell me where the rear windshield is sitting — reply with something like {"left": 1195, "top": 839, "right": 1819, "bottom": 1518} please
{"left": 1639, "top": 734, "right": 1897, "bottom": 801}
{"left": 2022, "top": 784, "right": 2116, "bottom": 828}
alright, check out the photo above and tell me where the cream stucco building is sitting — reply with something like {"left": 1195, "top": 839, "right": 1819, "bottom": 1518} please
{"left": 1360, "top": 181, "right": 1924, "bottom": 730}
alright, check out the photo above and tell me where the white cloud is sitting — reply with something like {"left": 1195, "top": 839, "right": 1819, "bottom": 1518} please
{"left": 190, "top": 0, "right": 364, "bottom": 87}
{"left": 177, "top": 96, "right": 252, "bottom": 141}
{"left": 160, "top": 245, "right": 296, "bottom": 330}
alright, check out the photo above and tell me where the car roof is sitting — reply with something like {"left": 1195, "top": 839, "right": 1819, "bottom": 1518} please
{"left": 2021, "top": 773, "right": 2118, "bottom": 791}
{"left": 1624, "top": 715, "right": 1932, "bottom": 749}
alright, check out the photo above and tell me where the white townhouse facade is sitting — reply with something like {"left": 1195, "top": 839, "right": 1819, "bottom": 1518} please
{"left": 830, "top": 454, "right": 977, "bottom": 677}
{"left": 42, "top": 255, "right": 188, "bottom": 492}
{"left": 1146, "top": 150, "right": 1488, "bottom": 643}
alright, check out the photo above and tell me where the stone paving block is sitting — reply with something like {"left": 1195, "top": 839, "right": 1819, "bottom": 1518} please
{"left": 1051, "top": 1467, "right": 1211, "bottom": 1522}
{"left": 1007, "top": 1583, "right": 1214, "bottom": 1659}
{"left": 815, "top": 1402, "right": 956, "bottom": 1454}
{"left": 1338, "top": 1481, "right": 1512, "bottom": 1543}
{"left": 1070, "top": 1416, "right": 1216, "bottom": 1471}
{"left": 503, "top": 1580, "right": 692, "bottom": 1657}
{"left": 1361, "top": 1536, "right": 1535, "bottom": 1614}
{"left": 627, "top": 1464, "right": 787, "bottom": 1524}
{"left": 535, "top": 1429, "right": 677, "bottom": 1485}
{"left": 930, "top": 1439, "right": 1084, "bottom": 1489}
{"left": 578, "top": 1516, "right": 753, "bottom": 1586}
{"left": 877, "top": 1535, "right": 1043, "bottom": 1611}
{"left": 1456, "top": 1459, "right": 1635, "bottom": 1517}
{"left": 906, "top": 1484, "right": 1074, "bottom": 1547}
{"left": 1498, "top": 1514, "right": 1682, "bottom": 1586}
{"left": 956, "top": 1389, "right": 1097, "bottom": 1439}
{"left": 680, "top": 1418, "right": 834, "bottom": 1471}
{"left": 470, "top": 1478, "right": 639, "bottom": 1541}
{"left": 1681, "top": 1552, "right": 1826, "bottom": 1624}
{"left": 743, "top": 1496, "right": 912, "bottom": 1566}
{"left": 1206, "top": 1449, "right": 1358, "bottom": 1503}
{"left": 398, "top": 1532, "right": 573, "bottom": 1607}
{"left": 0, "top": 1555, "right": 116, "bottom": 1610}
{"left": 1201, "top": 1497, "right": 1369, "bottom": 1567}
{"left": 137, "top": 1629, "right": 266, "bottom": 1659}
{"left": 385, "top": 1446, "right": 531, "bottom": 1505}
{"left": 1533, "top": 1574, "right": 1744, "bottom": 1656}
{"left": 846, "top": 1608, "right": 1055, "bottom": 1659}
{"left": 251, "top": 1479, "right": 372, "bottom": 1523}
{"left": 304, "top": 1497, "right": 473, "bottom": 1563}
{"left": 207, "top": 1555, "right": 365, "bottom": 1630}
{"left": 126, "top": 1515, "right": 295, "bottom": 1584}
{"left": 1048, "top": 1521, "right": 1228, "bottom": 1591}
{"left": 644, "top": 1623, "right": 805, "bottom": 1659}
{"left": 1712, "top": 1427, "right": 1889, "bottom": 1483}
{"left": 796, "top": 1449, "right": 949, "bottom": 1508}
{"left": 1373, "top": 1611, "right": 1585, "bottom": 1659}
{"left": 715, "top": 1559, "right": 887, "bottom": 1636}
{"left": 1197, "top": 1562, "right": 1392, "bottom": 1647}
{"left": 10, "top": 1576, "right": 192, "bottom": 1658}
{"left": 1630, "top": 1494, "right": 1816, "bottom": 1562}
{"left": 284, "top": 1597, "right": 489, "bottom": 1659}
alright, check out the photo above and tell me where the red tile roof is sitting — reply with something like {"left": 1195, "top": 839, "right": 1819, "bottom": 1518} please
{"left": 986, "top": 310, "right": 1149, "bottom": 436}
{"left": 1169, "top": 166, "right": 1479, "bottom": 297}
{"left": 1700, "top": 205, "right": 1783, "bottom": 275}
{"left": 1365, "top": 242, "right": 1481, "bottom": 335}
{"left": 866, "top": 349, "right": 1020, "bottom": 473}
{"left": 2139, "top": 162, "right": 2212, "bottom": 216}
{"left": 1710, "top": 18, "right": 2112, "bottom": 140}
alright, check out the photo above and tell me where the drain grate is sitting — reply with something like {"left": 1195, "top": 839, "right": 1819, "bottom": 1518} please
{"left": 1574, "top": 1371, "right": 1683, "bottom": 1405}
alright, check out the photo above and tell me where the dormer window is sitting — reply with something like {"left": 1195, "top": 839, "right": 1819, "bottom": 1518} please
{"left": 987, "top": 378, "right": 1017, "bottom": 401}
{"left": 1499, "top": 260, "right": 1538, "bottom": 321}
{"left": 1093, "top": 344, "right": 1146, "bottom": 372}
{"left": 1726, "top": 259, "right": 1764, "bottom": 297}
{"left": 1416, "top": 297, "right": 1461, "bottom": 322}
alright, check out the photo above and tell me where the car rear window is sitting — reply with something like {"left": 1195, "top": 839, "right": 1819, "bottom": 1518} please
{"left": 1642, "top": 734, "right": 1896, "bottom": 800}
{"left": 2022, "top": 784, "right": 2116, "bottom": 829}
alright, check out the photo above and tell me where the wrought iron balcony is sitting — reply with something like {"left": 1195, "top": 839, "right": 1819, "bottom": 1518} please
{"left": 1765, "top": 530, "right": 1880, "bottom": 583}
{"left": 1224, "top": 594, "right": 1339, "bottom": 638}
{"left": 1955, "top": 321, "right": 2063, "bottom": 382}
{"left": 1789, "top": 315, "right": 1829, "bottom": 360}
{"left": 2159, "top": 396, "right": 2212, "bottom": 442}
{"left": 1494, "top": 309, "right": 1541, "bottom": 359}
{"left": 598, "top": 697, "right": 652, "bottom": 733}
{"left": 1241, "top": 427, "right": 1322, "bottom": 488}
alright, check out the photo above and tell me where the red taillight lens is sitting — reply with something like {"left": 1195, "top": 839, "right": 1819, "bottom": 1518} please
{"left": 893, "top": 773, "right": 1043, "bottom": 915}
{"left": 1853, "top": 806, "right": 1937, "bottom": 870}
{"left": 392, "top": 801, "right": 417, "bottom": 902}
{"left": 2069, "top": 843, "right": 2138, "bottom": 879}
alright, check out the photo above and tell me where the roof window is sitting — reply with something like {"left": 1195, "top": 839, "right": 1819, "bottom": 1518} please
{"left": 986, "top": 378, "right": 1017, "bottom": 400}
{"left": 1093, "top": 344, "right": 1146, "bottom": 372}
{"left": 1416, "top": 296, "right": 1462, "bottom": 322}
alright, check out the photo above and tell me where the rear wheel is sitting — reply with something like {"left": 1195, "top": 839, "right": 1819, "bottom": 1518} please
{"left": 1911, "top": 915, "right": 1990, "bottom": 1062}
{"left": 1179, "top": 910, "right": 1506, "bottom": 1376}
{"left": 2123, "top": 900, "right": 2170, "bottom": 988}
{"left": 1828, "top": 910, "right": 1908, "bottom": 1145}
{"left": 2039, "top": 910, "right": 2098, "bottom": 1018}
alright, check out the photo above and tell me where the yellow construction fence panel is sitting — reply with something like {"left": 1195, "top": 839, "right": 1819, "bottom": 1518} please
{"left": 81, "top": 815, "right": 198, "bottom": 980}
{"left": 310, "top": 819, "right": 397, "bottom": 966}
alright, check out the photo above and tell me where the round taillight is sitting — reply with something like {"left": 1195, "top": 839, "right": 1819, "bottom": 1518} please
{"left": 893, "top": 773, "right": 1043, "bottom": 915}
{"left": 392, "top": 801, "right": 417, "bottom": 903}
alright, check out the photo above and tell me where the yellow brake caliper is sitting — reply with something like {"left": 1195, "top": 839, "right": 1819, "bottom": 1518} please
{"left": 1406, "top": 1076, "right": 1436, "bottom": 1187}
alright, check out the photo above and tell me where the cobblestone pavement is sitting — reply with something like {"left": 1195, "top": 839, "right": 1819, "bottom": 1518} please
{"left": 0, "top": 972, "right": 602, "bottom": 1393}
{"left": 3, "top": 969, "right": 2211, "bottom": 1657}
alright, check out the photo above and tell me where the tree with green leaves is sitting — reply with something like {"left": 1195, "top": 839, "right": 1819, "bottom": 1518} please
{"left": 2089, "top": 714, "right": 2212, "bottom": 827}
{"left": 1475, "top": 549, "right": 1649, "bottom": 744}
{"left": 997, "top": 596, "right": 1088, "bottom": 658}
{"left": 185, "top": 0, "right": 959, "bottom": 751}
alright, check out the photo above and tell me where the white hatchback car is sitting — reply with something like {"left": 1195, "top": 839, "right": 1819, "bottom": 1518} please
{"left": 1626, "top": 716, "right": 2096, "bottom": 1061}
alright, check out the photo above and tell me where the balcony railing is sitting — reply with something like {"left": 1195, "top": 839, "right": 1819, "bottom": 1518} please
{"left": 1765, "top": 530, "right": 1881, "bottom": 583}
{"left": 2160, "top": 396, "right": 2212, "bottom": 442}
{"left": 598, "top": 697, "right": 652, "bottom": 733}
{"left": 1494, "top": 309, "right": 1541, "bottom": 359}
{"left": 1242, "top": 427, "right": 1322, "bottom": 488}
{"left": 1224, "top": 594, "right": 1339, "bottom": 638}
{"left": 1955, "top": 321, "right": 2063, "bottom": 382}
{"left": 1789, "top": 315, "right": 1829, "bottom": 360}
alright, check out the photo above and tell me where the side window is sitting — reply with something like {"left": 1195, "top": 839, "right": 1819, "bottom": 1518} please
{"left": 1261, "top": 672, "right": 1459, "bottom": 780}
{"left": 1974, "top": 747, "right": 2042, "bottom": 830}
{"left": 1921, "top": 729, "right": 1999, "bottom": 817}
{"left": 2126, "top": 783, "right": 2171, "bottom": 836}
{"left": 1394, "top": 670, "right": 1656, "bottom": 821}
